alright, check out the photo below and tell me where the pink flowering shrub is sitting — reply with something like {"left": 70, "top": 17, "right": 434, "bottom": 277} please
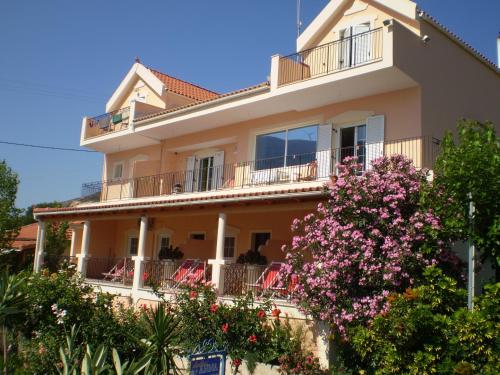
{"left": 281, "top": 155, "right": 448, "bottom": 336}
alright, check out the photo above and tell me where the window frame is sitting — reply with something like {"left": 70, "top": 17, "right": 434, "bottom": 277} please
{"left": 223, "top": 236, "right": 236, "bottom": 259}
{"left": 112, "top": 161, "right": 124, "bottom": 181}
{"left": 250, "top": 231, "right": 272, "bottom": 252}
{"left": 254, "top": 124, "right": 319, "bottom": 170}
{"left": 127, "top": 235, "right": 139, "bottom": 257}
{"left": 189, "top": 232, "right": 206, "bottom": 241}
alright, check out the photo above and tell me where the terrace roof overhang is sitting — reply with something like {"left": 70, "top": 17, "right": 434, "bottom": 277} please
{"left": 82, "top": 62, "right": 418, "bottom": 153}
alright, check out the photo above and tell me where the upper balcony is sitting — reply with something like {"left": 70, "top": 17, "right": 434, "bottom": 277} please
{"left": 277, "top": 28, "right": 383, "bottom": 86}
{"left": 80, "top": 135, "right": 440, "bottom": 204}
{"left": 80, "top": 23, "right": 425, "bottom": 155}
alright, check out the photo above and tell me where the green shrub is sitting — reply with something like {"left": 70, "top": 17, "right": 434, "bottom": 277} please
{"left": 18, "top": 270, "right": 144, "bottom": 374}
{"left": 338, "top": 267, "right": 499, "bottom": 374}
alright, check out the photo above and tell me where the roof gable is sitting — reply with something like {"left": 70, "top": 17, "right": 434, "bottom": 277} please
{"left": 106, "top": 62, "right": 219, "bottom": 113}
{"left": 297, "top": 0, "right": 417, "bottom": 52}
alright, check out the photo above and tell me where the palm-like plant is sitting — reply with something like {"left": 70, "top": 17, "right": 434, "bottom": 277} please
{"left": 0, "top": 269, "right": 27, "bottom": 375}
{"left": 141, "top": 304, "right": 182, "bottom": 374}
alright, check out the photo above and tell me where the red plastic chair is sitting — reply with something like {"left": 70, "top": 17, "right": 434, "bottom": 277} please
{"left": 247, "top": 262, "right": 283, "bottom": 296}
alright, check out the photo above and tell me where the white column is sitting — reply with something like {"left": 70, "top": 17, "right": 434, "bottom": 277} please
{"left": 270, "top": 54, "right": 281, "bottom": 90}
{"left": 33, "top": 221, "right": 46, "bottom": 273}
{"left": 69, "top": 228, "right": 77, "bottom": 257}
{"left": 77, "top": 221, "right": 91, "bottom": 275}
{"left": 316, "top": 321, "right": 333, "bottom": 370}
{"left": 132, "top": 216, "right": 148, "bottom": 292}
{"left": 208, "top": 213, "right": 227, "bottom": 293}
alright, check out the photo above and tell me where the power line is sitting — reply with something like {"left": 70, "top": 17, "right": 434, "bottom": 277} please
{"left": 0, "top": 140, "right": 98, "bottom": 153}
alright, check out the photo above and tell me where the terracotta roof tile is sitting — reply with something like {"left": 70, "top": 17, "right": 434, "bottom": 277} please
{"left": 11, "top": 223, "right": 38, "bottom": 250}
{"left": 135, "top": 81, "right": 270, "bottom": 123}
{"left": 33, "top": 185, "right": 324, "bottom": 218}
{"left": 148, "top": 67, "right": 219, "bottom": 102}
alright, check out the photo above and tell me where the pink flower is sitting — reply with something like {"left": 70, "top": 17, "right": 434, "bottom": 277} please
{"left": 271, "top": 308, "right": 281, "bottom": 319}
{"left": 189, "top": 290, "right": 198, "bottom": 299}
{"left": 221, "top": 323, "right": 229, "bottom": 333}
{"left": 142, "top": 272, "right": 149, "bottom": 281}
{"left": 210, "top": 303, "right": 219, "bottom": 313}
{"left": 257, "top": 309, "right": 266, "bottom": 319}
{"left": 248, "top": 334, "right": 257, "bottom": 344}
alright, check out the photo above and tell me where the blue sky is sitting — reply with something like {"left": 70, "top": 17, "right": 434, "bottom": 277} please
{"left": 0, "top": 0, "right": 498, "bottom": 209}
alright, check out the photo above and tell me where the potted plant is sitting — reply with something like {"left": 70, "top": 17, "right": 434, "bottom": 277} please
{"left": 158, "top": 245, "right": 183, "bottom": 261}
{"left": 236, "top": 249, "right": 267, "bottom": 265}
{"left": 237, "top": 249, "right": 268, "bottom": 286}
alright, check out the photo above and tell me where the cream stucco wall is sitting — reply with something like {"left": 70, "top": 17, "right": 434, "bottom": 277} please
{"left": 102, "top": 86, "right": 421, "bottom": 183}
{"left": 393, "top": 21, "right": 500, "bottom": 139}
{"left": 309, "top": 0, "right": 420, "bottom": 49}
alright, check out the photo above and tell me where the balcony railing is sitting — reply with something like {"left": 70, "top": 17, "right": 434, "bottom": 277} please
{"left": 81, "top": 135, "right": 440, "bottom": 202}
{"left": 85, "top": 257, "right": 134, "bottom": 286}
{"left": 84, "top": 107, "right": 131, "bottom": 139}
{"left": 278, "top": 28, "right": 383, "bottom": 86}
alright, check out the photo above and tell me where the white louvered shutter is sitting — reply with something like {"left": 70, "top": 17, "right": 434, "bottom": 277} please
{"left": 316, "top": 124, "right": 332, "bottom": 179}
{"left": 184, "top": 156, "right": 196, "bottom": 192}
{"left": 365, "top": 115, "right": 385, "bottom": 170}
{"left": 212, "top": 151, "right": 225, "bottom": 190}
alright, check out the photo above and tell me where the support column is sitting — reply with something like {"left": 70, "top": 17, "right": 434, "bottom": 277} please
{"left": 33, "top": 221, "right": 46, "bottom": 273}
{"left": 77, "top": 221, "right": 91, "bottom": 276}
{"left": 208, "top": 213, "right": 227, "bottom": 293}
{"left": 132, "top": 216, "right": 148, "bottom": 293}
{"left": 69, "top": 227, "right": 77, "bottom": 258}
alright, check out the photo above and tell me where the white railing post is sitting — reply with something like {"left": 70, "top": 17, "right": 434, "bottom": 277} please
{"left": 132, "top": 216, "right": 148, "bottom": 293}
{"left": 208, "top": 213, "right": 227, "bottom": 294}
{"left": 33, "top": 221, "right": 46, "bottom": 273}
{"left": 77, "top": 221, "right": 91, "bottom": 276}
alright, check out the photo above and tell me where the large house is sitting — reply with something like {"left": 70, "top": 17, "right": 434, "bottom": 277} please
{"left": 32, "top": 0, "right": 499, "bottom": 365}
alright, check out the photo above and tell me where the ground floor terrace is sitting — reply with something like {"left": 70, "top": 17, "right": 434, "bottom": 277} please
{"left": 33, "top": 191, "right": 324, "bottom": 305}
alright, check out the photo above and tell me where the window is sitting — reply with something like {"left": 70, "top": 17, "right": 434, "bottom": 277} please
{"left": 190, "top": 233, "right": 205, "bottom": 241}
{"left": 112, "top": 162, "right": 124, "bottom": 180}
{"left": 255, "top": 125, "right": 318, "bottom": 170}
{"left": 340, "top": 124, "right": 366, "bottom": 169}
{"left": 157, "top": 235, "right": 170, "bottom": 256}
{"left": 197, "top": 156, "right": 214, "bottom": 192}
{"left": 251, "top": 232, "right": 271, "bottom": 252}
{"left": 224, "top": 236, "right": 235, "bottom": 258}
{"left": 128, "top": 237, "right": 139, "bottom": 256}
{"left": 339, "top": 23, "right": 371, "bottom": 68}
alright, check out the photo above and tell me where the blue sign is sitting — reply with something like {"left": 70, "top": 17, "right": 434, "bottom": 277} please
{"left": 190, "top": 356, "right": 221, "bottom": 375}
{"left": 189, "top": 339, "right": 227, "bottom": 375}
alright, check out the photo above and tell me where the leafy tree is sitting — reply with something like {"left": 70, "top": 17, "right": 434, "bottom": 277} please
{"left": 44, "top": 221, "right": 70, "bottom": 271}
{"left": 430, "top": 119, "right": 500, "bottom": 273}
{"left": 281, "top": 155, "right": 458, "bottom": 337}
{"left": 0, "top": 161, "right": 21, "bottom": 251}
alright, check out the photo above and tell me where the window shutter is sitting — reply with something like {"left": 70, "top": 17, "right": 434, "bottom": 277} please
{"left": 184, "top": 156, "right": 196, "bottom": 192}
{"left": 212, "top": 151, "right": 225, "bottom": 190}
{"left": 365, "top": 115, "right": 385, "bottom": 170}
{"left": 316, "top": 124, "right": 332, "bottom": 178}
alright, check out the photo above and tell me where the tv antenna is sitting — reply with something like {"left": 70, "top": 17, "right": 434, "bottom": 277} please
{"left": 297, "top": 0, "right": 303, "bottom": 37}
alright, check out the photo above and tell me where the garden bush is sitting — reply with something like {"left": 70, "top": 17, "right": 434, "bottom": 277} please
{"left": 16, "top": 270, "right": 145, "bottom": 374}
{"left": 337, "top": 267, "right": 500, "bottom": 374}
